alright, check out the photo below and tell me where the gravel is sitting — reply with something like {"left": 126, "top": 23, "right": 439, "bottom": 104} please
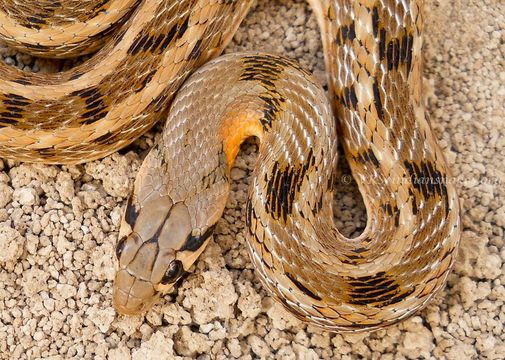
{"left": 0, "top": 0, "right": 504, "bottom": 359}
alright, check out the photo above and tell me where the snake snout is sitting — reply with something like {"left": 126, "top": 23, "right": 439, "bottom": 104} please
{"left": 112, "top": 269, "right": 158, "bottom": 315}
{"left": 112, "top": 198, "right": 197, "bottom": 314}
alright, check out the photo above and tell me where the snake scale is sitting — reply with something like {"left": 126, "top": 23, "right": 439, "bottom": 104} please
{"left": 0, "top": 0, "right": 460, "bottom": 332}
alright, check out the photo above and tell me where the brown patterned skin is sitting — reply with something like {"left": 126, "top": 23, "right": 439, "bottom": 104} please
{"left": 0, "top": 0, "right": 139, "bottom": 57}
{"left": 0, "top": 1, "right": 461, "bottom": 332}
{"left": 0, "top": 0, "right": 254, "bottom": 162}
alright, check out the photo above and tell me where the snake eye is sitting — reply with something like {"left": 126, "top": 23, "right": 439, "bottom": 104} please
{"left": 160, "top": 260, "right": 184, "bottom": 285}
{"left": 115, "top": 237, "right": 126, "bottom": 259}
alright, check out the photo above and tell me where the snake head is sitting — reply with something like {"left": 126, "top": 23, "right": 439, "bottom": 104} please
{"left": 112, "top": 193, "right": 197, "bottom": 315}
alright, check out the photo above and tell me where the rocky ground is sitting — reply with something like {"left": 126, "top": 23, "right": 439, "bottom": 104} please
{"left": 0, "top": 0, "right": 504, "bottom": 359}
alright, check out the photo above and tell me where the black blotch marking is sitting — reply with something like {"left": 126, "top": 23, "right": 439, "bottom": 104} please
{"left": 240, "top": 55, "right": 285, "bottom": 86}
{"left": 5, "top": 93, "right": 29, "bottom": 102}
{"left": 71, "top": 86, "right": 109, "bottom": 124}
{"left": 240, "top": 55, "right": 298, "bottom": 131}
{"left": 0, "top": 111, "right": 22, "bottom": 119}
{"left": 0, "top": 118, "right": 18, "bottom": 126}
{"left": 240, "top": 54, "right": 306, "bottom": 83}
{"left": 115, "top": 236, "right": 126, "bottom": 259}
{"left": 176, "top": 16, "right": 190, "bottom": 40}
{"left": 142, "top": 35, "right": 155, "bottom": 52}
{"left": 405, "top": 34, "right": 414, "bottom": 78}
{"left": 258, "top": 93, "right": 285, "bottom": 131}
{"left": 405, "top": 160, "right": 450, "bottom": 217}
{"left": 380, "top": 29, "right": 414, "bottom": 75}
{"left": 441, "top": 180, "right": 450, "bottom": 218}
{"left": 386, "top": 38, "right": 395, "bottom": 70}
{"left": 404, "top": 160, "right": 447, "bottom": 198}
{"left": 151, "top": 33, "right": 166, "bottom": 51}
{"left": 5, "top": 106, "right": 23, "bottom": 113}
{"left": 180, "top": 225, "right": 216, "bottom": 252}
{"left": 159, "top": 24, "right": 179, "bottom": 51}
{"left": 160, "top": 260, "right": 184, "bottom": 285}
{"left": 154, "top": 30, "right": 180, "bottom": 53}
{"left": 372, "top": 7, "right": 380, "bottom": 38}
{"left": 343, "top": 86, "right": 358, "bottom": 109}
{"left": 128, "top": 34, "right": 149, "bottom": 55}
{"left": 189, "top": 39, "right": 203, "bottom": 60}
{"left": 381, "top": 203, "right": 393, "bottom": 216}
{"left": 264, "top": 149, "right": 315, "bottom": 222}
{"left": 346, "top": 272, "right": 415, "bottom": 307}
{"left": 124, "top": 196, "right": 139, "bottom": 227}
{"left": 381, "top": 203, "right": 400, "bottom": 227}
{"left": 336, "top": 21, "right": 356, "bottom": 45}
{"left": 135, "top": 69, "right": 156, "bottom": 93}
{"left": 400, "top": 34, "right": 409, "bottom": 63}
{"left": 1, "top": 94, "right": 30, "bottom": 123}
{"left": 69, "top": 72, "right": 84, "bottom": 80}
{"left": 144, "top": 92, "right": 169, "bottom": 114}
{"left": 393, "top": 38, "right": 400, "bottom": 70}
{"left": 35, "top": 147, "right": 57, "bottom": 156}
{"left": 128, "top": 11, "right": 189, "bottom": 56}
{"left": 95, "top": 131, "right": 117, "bottom": 145}
{"left": 342, "top": 22, "right": 356, "bottom": 42}
{"left": 408, "top": 188, "right": 418, "bottom": 215}
{"left": 23, "top": 16, "right": 47, "bottom": 30}
{"left": 357, "top": 148, "right": 379, "bottom": 167}
{"left": 81, "top": 108, "right": 108, "bottom": 123}
{"left": 71, "top": 86, "right": 98, "bottom": 98}
{"left": 26, "top": 17, "right": 47, "bottom": 25}
{"left": 379, "top": 29, "right": 387, "bottom": 61}
{"left": 13, "top": 78, "right": 31, "bottom": 85}
{"left": 286, "top": 273, "right": 322, "bottom": 301}
{"left": 85, "top": 90, "right": 102, "bottom": 105}
{"left": 372, "top": 79, "right": 384, "bottom": 121}
{"left": 311, "top": 193, "right": 324, "bottom": 216}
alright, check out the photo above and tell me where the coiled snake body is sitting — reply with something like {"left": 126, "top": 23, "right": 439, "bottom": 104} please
{"left": 0, "top": 0, "right": 460, "bottom": 332}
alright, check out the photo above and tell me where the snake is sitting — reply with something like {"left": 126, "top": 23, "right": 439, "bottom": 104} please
{"left": 0, "top": 0, "right": 461, "bottom": 332}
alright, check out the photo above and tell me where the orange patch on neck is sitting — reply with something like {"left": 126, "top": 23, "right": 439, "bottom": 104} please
{"left": 220, "top": 110, "right": 264, "bottom": 168}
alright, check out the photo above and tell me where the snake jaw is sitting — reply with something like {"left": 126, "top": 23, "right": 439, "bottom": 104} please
{"left": 112, "top": 227, "right": 179, "bottom": 314}
{"left": 112, "top": 268, "right": 159, "bottom": 315}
